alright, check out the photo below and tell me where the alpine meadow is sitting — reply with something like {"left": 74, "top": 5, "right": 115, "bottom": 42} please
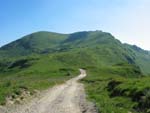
{"left": 0, "top": 31, "right": 150, "bottom": 113}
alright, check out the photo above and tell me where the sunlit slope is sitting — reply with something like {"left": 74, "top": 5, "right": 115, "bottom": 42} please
{"left": 0, "top": 30, "right": 150, "bottom": 74}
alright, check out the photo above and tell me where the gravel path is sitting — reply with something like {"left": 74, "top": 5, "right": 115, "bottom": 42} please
{"left": 0, "top": 69, "right": 98, "bottom": 113}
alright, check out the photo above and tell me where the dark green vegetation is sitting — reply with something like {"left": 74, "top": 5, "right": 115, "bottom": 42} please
{"left": 0, "top": 30, "right": 150, "bottom": 112}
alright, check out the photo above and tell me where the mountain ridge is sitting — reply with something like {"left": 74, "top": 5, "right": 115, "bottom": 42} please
{"left": 1, "top": 30, "right": 149, "bottom": 51}
{"left": 0, "top": 30, "right": 150, "bottom": 74}
{"left": 1, "top": 30, "right": 150, "bottom": 112}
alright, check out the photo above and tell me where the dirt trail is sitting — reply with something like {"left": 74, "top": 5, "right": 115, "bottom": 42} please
{"left": 0, "top": 69, "right": 97, "bottom": 113}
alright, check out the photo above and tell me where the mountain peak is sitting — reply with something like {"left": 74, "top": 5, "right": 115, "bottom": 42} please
{"left": 0, "top": 30, "right": 150, "bottom": 74}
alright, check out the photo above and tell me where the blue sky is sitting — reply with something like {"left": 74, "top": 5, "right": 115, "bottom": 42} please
{"left": 0, "top": 0, "right": 150, "bottom": 50}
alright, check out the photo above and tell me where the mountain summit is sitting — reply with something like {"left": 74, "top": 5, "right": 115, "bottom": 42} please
{"left": 0, "top": 30, "right": 150, "bottom": 74}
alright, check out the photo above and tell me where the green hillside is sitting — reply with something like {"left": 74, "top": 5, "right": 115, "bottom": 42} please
{"left": 124, "top": 44, "right": 150, "bottom": 74}
{"left": 0, "top": 30, "right": 150, "bottom": 112}
{"left": 0, "top": 31, "right": 68, "bottom": 58}
{"left": 1, "top": 31, "right": 150, "bottom": 74}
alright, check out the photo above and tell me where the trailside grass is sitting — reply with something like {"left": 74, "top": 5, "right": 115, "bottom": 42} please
{"left": 82, "top": 66, "right": 150, "bottom": 113}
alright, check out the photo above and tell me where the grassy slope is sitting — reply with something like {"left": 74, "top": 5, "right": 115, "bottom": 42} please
{"left": 0, "top": 31, "right": 150, "bottom": 74}
{"left": 0, "top": 31, "right": 68, "bottom": 58}
{"left": 0, "top": 48, "right": 148, "bottom": 113}
{"left": 124, "top": 44, "right": 150, "bottom": 74}
{"left": 82, "top": 65, "right": 150, "bottom": 113}
{"left": 0, "top": 31, "right": 150, "bottom": 112}
{"left": 0, "top": 48, "right": 97, "bottom": 105}
{"left": 0, "top": 54, "right": 78, "bottom": 105}
{"left": 57, "top": 31, "right": 150, "bottom": 74}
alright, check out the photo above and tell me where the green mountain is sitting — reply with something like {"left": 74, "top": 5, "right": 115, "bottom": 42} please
{"left": 0, "top": 31, "right": 150, "bottom": 74}
{"left": 0, "top": 31, "right": 68, "bottom": 57}
{"left": 0, "top": 30, "right": 150, "bottom": 112}
{"left": 124, "top": 44, "right": 150, "bottom": 74}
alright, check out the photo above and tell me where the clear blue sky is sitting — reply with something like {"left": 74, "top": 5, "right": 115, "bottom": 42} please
{"left": 0, "top": 0, "right": 150, "bottom": 50}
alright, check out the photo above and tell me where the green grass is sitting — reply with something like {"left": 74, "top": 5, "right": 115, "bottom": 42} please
{"left": 0, "top": 30, "right": 150, "bottom": 112}
{"left": 0, "top": 55, "right": 79, "bottom": 105}
{"left": 82, "top": 66, "right": 150, "bottom": 113}
{"left": 0, "top": 47, "right": 149, "bottom": 113}
{"left": 1, "top": 31, "right": 150, "bottom": 74}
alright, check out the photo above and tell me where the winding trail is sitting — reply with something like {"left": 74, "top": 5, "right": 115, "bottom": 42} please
{"left": 0, "top": 69, "right": 97, "bottom": 113}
